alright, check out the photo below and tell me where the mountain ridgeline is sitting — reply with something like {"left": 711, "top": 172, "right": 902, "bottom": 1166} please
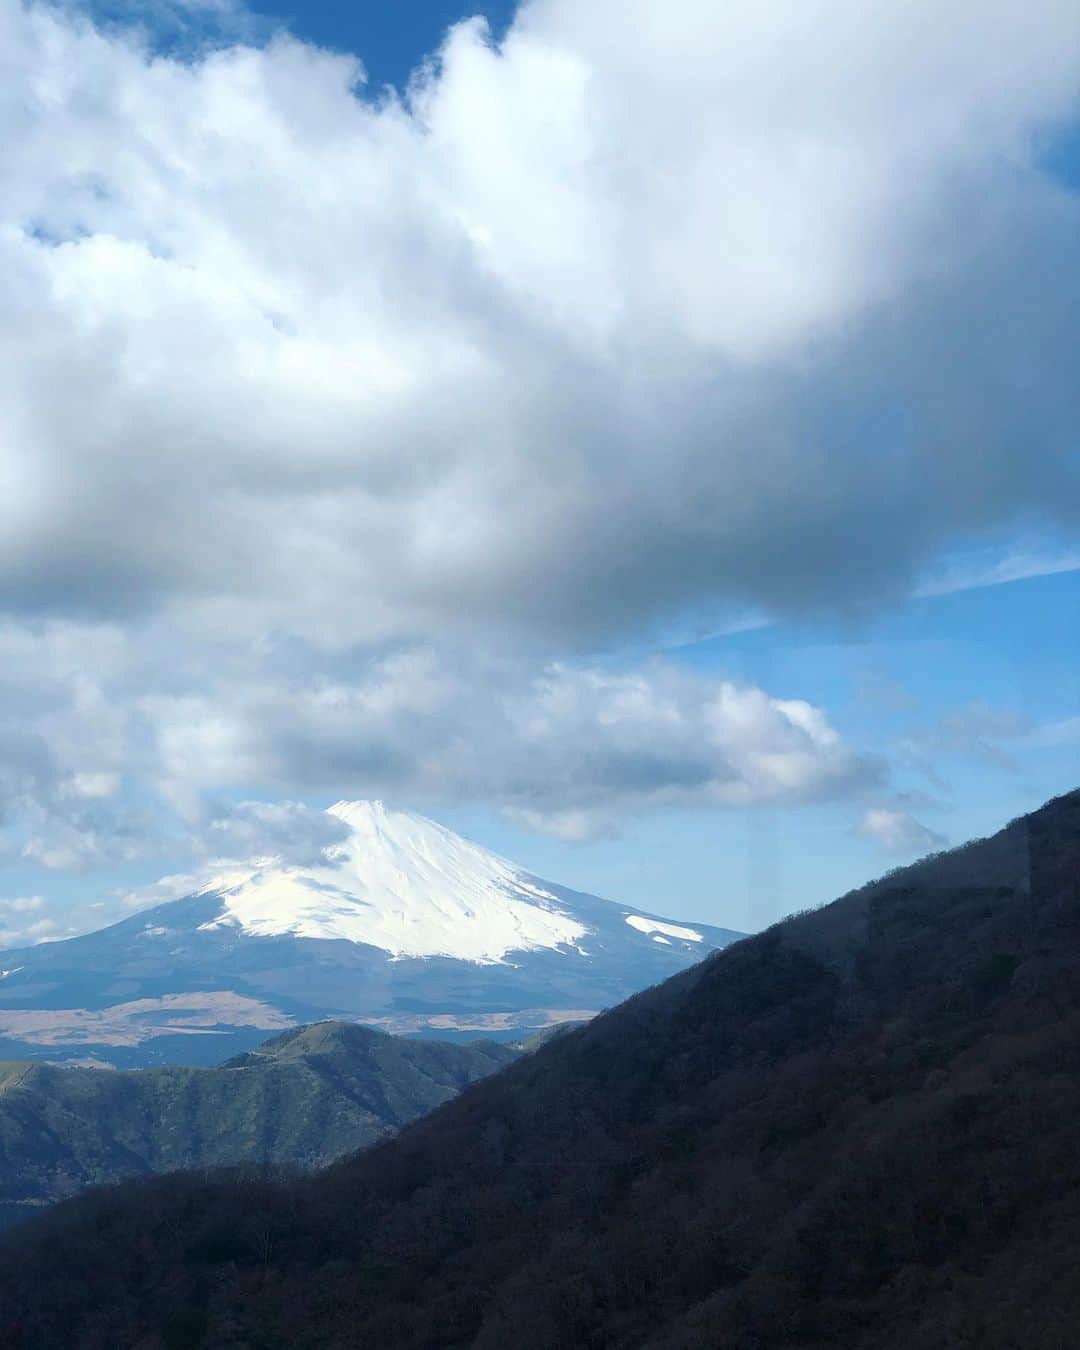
{"left": 0, "top": 1023, "right": 517, "bottom": 1222}
{"left": 0, "top": 801, "right": 743, "bottom": 1067}
{"left": 2, "top": 789, "right": 1079, "bottom": 1348}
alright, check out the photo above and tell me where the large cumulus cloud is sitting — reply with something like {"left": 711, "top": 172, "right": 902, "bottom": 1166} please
{"left": 148, "top": 648, "right": 883, "bottom": 838}
{"left": 0, "top": 0, "right": 1077, "bottom": 643}
{"left": 0, "top": 0, "right": 1077, "bottom": 874}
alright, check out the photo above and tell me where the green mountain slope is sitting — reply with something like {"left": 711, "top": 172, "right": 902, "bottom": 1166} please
{"left": 0, "top": 1022, "right": 517, "bottom": 1216}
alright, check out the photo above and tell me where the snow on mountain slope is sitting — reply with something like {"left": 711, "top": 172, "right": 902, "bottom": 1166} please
{"left": 624, "top": 915, "right": 703, "bottom": 943}
{"left": 198, "top": 801, "right": 589, "bottom": 963}
{"left": 0, "top": 800, "right": 746, "bottom": 1067}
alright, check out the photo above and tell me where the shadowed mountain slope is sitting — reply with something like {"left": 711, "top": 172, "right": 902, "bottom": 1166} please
{"left": 0, "top": 1022, "right": 517, "bottom": 1220}
{"left": 1, "top": 790, "right": 1078, "bottom": 1349}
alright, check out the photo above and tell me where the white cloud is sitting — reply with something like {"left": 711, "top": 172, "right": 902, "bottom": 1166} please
{"left": 917, "top": 547, "right": 1080, "bottom": 598}
{"left": 148, "top": 654, "right": 882, "bottom": 838}
{"left": 0, "top": 623, "right": 879, "bottom": 851}
{"left": 197, "top": 799, "right": 351, "bottom": 864}
{"left": 116, "top": 873, "right": 205, "bottom": 911}
{"left": 856, "top": 807, "right": 947, "bottom": 856}
{"left": 0, "top": 895, "right": 46, "bottom": 915}
{"left": 906, "top": 700, "right": 1034, "bottom": 769}
{"left": 0, "top": 897, "right": 67, "bottom": 949}
{"left": 0, "top": 0, "right": 1076, "bottom": 874}
{"left": 1024, "top": 716, "right": 1080, "bottom": 749}
{"left": 0, "top": 0, "right": 1075, "bottom": 647}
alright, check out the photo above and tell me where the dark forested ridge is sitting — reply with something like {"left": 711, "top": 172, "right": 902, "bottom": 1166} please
{"left": 0, "top": 1022, "right": 517, "bottom": 1217}
{"left": 2, "top": 789, "right": 1080, "bottom": 1349}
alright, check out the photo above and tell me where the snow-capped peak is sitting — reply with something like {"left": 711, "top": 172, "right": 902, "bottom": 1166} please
{"left": 198, "top": 800, "right": 588, "bottom": 963}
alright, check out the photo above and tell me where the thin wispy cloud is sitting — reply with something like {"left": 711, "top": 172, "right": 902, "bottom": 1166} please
{"left": 917, "top": 549, "right": 1080, "bottom": 599}
{"left": 856, "top": 808, "right": 947, "bottom": 857}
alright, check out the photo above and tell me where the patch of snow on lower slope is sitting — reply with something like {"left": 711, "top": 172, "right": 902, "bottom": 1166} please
{"left": 625, "top": 914, "right": 703, "bottom": 943}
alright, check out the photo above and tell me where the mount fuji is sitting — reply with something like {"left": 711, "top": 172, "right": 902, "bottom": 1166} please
{"left": 0, "top": 802, "right": 744, "bottom": 1067}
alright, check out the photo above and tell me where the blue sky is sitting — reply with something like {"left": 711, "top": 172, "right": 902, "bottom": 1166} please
{"left": 0, "top": 0, "right": 1077, "bottom": 946}
{"left": 439, "top": 564, "right": 1080, "bottom": 930}
{"left": 246, "top": 0, "right": 519, "bottom": 87}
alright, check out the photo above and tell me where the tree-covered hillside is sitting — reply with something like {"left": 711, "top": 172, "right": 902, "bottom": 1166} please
{"left": 0, "top": 1022, "right": 517, "bottom": 1217}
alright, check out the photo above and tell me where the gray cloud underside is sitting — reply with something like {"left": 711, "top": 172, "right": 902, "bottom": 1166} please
{"left": 0, "top": 0, "right": 1077, "bottom": 645}
{"left": 0, "top": 625, "right": 882, "bottom": 862}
